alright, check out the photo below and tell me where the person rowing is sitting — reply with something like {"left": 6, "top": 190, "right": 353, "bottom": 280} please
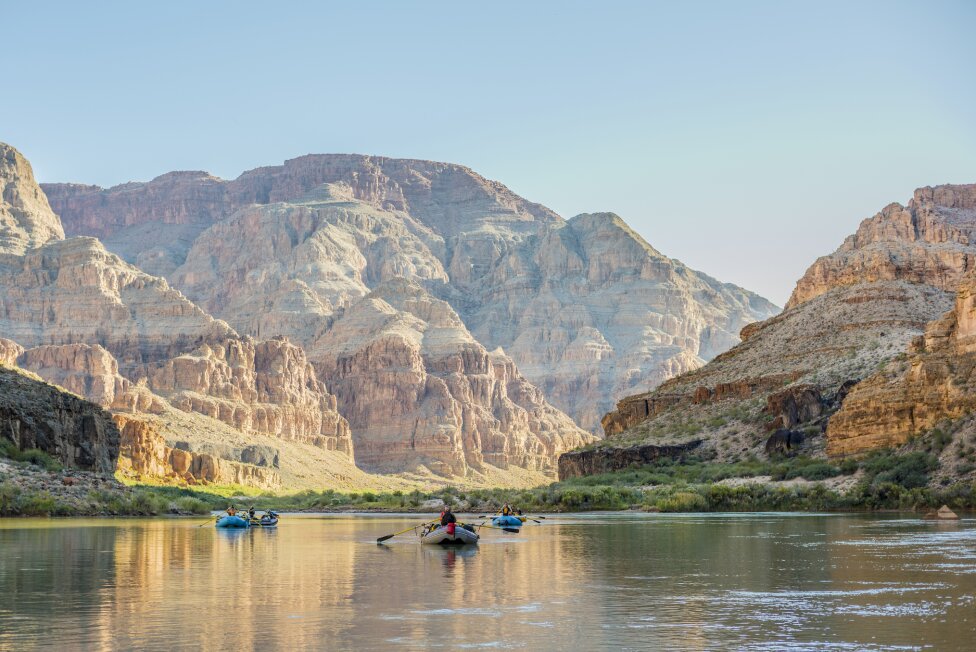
{"left": 440, "top": 506, "right": 456, "bottom": 526}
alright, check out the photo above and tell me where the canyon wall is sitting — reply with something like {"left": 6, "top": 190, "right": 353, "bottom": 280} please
{"left": 310, "top": 278, "right": 593, "bottom": 474}
{"left": 0, "top": 143, "right": 63, "bottom": 256}
{"left": 44, "top": 154, "right": 778, "bottom": 438}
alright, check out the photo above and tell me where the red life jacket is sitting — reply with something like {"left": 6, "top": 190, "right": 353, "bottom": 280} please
{"left": 446, "top": 522, "right": 456, "bottom": 535}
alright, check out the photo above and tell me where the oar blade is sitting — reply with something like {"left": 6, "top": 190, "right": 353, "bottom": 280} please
{"left": 502, "top": 527, "right": 520, "bottom": 533}
{"left": 376, "top": 534, "right": 395, "bottom": 543}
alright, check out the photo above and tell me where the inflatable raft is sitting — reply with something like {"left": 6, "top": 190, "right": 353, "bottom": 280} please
{"left": 215, "top": 514, "right": 250, "bottom": 528}
{"left": 492, "top": 515, "right": 523, "bottom": 527}
{"left": 420, "top": 523, "right": 479, "bottom": 545}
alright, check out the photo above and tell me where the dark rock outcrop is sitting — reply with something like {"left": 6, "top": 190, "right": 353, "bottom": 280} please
{"left": 558, "top": 439, "right": 702, "bottom": 479}
{"left": 764, "top": 429, "right": 805, "bottom": 457}
{"left": 0, "top": 366, "right": 119, "bottom": 472}
{"left": 763, "top": 385, "right": 824, "bottom": 431}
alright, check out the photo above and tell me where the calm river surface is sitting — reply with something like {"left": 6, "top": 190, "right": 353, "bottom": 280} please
{"left": 1, "top": 513, "right": 974, "bottom": 651}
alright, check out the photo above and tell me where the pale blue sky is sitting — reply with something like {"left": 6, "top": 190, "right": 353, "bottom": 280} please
{"left": 2, "top": 1, "right": 974, "bottom": 305}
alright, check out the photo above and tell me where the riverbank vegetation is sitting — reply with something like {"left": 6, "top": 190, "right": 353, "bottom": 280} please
{"left": 3, "top": 445, "right": 973, "bottom": 517}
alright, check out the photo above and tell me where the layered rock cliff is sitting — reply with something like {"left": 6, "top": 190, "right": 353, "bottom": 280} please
{"left": 113, "top": 415, "right": 280, "bottom": 490}
{"left": 788, "top": 184, "right": 976, "bottom": 308}
{"left": 44, "top": 154, "right": 777, "bottom": 437}
{"left": 0, "top": 236, "right": 234, "bottom": 365}
{"left": 589, "top": 184, "right": 976, "bottom": 472}
{"left": 311, "top": 278, "right": 593, "bottom": 475}
{"left": 827, "top": 273, "right": 976, "bottom": 457}
{"left": 144, "top": 336, "right": 352, "bottom": 453}
{"left": 0, "top": 143, "right": 358, "bottom": 488}
{"left": 464, "top": 212, "right": 778, "bottom": 431}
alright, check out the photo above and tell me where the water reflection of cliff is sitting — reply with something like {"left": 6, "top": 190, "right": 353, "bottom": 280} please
{"left": 97, "top": 518, "right": 358, "bottom": 650}
{"left": 6, "top": 516, "right": 973, "bottom": 650}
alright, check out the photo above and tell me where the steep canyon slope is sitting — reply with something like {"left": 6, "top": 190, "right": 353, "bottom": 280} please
{"left": 582, "top": 184, "right": 976, "bottom": 477}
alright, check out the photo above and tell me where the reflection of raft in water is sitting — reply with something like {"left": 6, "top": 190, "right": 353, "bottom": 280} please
{"left": 420, "top": 523, "right": 480, "bottom": 545}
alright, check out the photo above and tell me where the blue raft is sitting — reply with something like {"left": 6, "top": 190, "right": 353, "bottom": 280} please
{"left": 215, "top": 514, "right": 251, "bottom": 528}
{"left": 491, "top": 515, "right": 523, "bottom": 527}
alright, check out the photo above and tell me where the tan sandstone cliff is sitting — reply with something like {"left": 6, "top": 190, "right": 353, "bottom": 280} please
{"left": 827, "top": 272, "right": 976, "bottom": 457}
{"left": 789, "top": 185, "right": 976, "bottom": 308}
{"left": 0, "top": 143, "right": 360, "bottom": 488}
{"left": 310, "top": 278, "right": 593, "bottom": 476}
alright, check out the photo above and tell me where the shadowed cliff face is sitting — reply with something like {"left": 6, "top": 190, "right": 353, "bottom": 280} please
{"left": 586, "top": 184, "right": 976, "bottom": 477}
{"left": 42, "top": 154, "right": 777, "bottom": 438}
{"left": 558, "top": 440, "right": 702, "bottom": 480}
{"left": 0, "top": 364, "right": 119, "bottom": 473}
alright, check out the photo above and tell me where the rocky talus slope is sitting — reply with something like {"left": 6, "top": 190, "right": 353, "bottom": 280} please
{"left": 573, "top": 184, "right": 976, "bottom": 478}
{"left": 44, "top": 154, "right": 777, "bottom": 438}
{"left": 827, "top": 273, "right": 976, "bottom": 463}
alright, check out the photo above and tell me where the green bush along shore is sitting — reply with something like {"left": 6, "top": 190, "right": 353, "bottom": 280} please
{"left": 2, "top": 445, "right": 973, "bottom": 517}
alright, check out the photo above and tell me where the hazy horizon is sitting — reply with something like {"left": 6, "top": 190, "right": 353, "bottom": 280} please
{"left": 3, "top": 0, "right": 974, "bottom": 305}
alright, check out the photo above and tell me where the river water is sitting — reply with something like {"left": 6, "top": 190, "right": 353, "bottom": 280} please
{"left": 0, "top": 513, "right": 974, "bottom": 651}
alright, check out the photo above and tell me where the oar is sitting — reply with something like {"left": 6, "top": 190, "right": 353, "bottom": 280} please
{"left": 377, "top": 520, "right": 436, "bottom": 543}
{"left": 197, "top": 513, "right": 221, "bottom": 527}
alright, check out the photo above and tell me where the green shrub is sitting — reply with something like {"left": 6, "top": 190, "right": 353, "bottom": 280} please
{"left": 15, "top": 491, "right": 61, "bottom": 516}
{"left": 929, "top": 428, "right": 953, "bottom": 454}
{"left": 19, "top": 448, "right": 62, "bottom": 471}
{"left": 657, "top": 491, "right": 708, "bottom": 512}
{"left": 0, "top": 439, "right": 62, "bottom": 471}
{"left": 863, "top": 451, "right": 938, "bottom": 489}
{"left": 838, "top": 458, "right": 858, "bottom": 475}
{"left": 0, "top": 481, "right": 21, "bottom": 513}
